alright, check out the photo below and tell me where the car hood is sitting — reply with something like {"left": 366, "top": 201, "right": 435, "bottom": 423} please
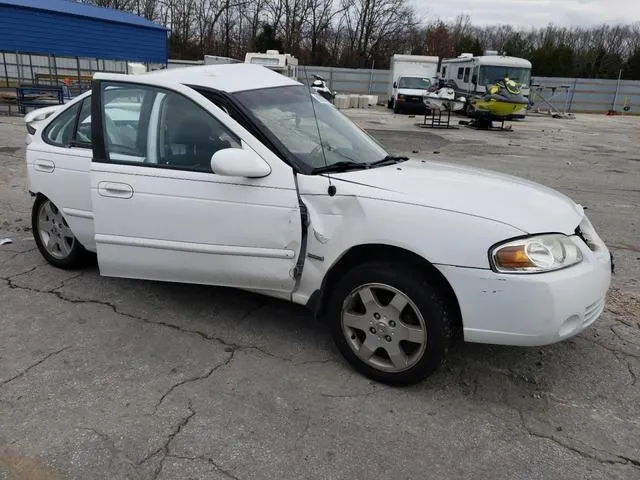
{"left": 397, "top": 88, "right": 428, "bottom": 96}
{"left": 330, "top": 159, "right": 583, "bottom": 234}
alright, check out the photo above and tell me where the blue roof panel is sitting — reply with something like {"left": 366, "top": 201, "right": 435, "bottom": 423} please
{"left": 0, "top": 0, "right": 166, "bottom": 30}
{"left": 0, "top": 1, "right": 167, "bottom": 62}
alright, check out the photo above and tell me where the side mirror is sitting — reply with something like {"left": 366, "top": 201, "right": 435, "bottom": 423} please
{"left": 472, "top": 74, "right": 478, "bottom": 85}
{"left": 393, "top": 82, "right": 397, "bottom": 88}
{"left": 211, "top": 148, "right": 271, "bottom": 178}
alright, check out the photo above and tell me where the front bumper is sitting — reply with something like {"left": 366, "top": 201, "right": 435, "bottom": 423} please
{"left": 395, "top": 98, "right": 428, "bottom": 112}
{"left": 438, "top": 220, "right": 612, "bottom": 347}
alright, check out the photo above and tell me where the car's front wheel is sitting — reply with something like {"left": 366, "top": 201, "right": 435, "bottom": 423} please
{"left": 328, "top": 262, "right": 451, "bottom": 385}
{"left": 32, "top": 195, "right": 86, "bottom": 269}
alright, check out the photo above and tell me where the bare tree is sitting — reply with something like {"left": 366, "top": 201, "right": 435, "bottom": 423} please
{"left": 340, "top": 0, "right": 417, "bottom": 66}
{"left": 79, "top": 0, "right": 640, "bottom": 78}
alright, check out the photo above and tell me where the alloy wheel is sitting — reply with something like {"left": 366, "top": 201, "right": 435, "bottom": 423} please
{"left": 37, "top": 200, "right": 75, "bottom": 260}
{"left": 341, "top": 283, "right": 427, "bottom": 373}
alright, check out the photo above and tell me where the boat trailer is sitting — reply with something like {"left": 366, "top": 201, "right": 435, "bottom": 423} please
{"left": 417, "top": 108, "right": 459, "bottom": 129}
{"left": 458, "top": 111, "right": 513, "bottom": 132}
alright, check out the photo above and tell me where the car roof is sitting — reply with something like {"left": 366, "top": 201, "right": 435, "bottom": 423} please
{"left": 94, "top": 63, "right": 301, "bottom": 93}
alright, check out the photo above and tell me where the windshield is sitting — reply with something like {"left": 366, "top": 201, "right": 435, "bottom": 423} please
{"left": 234, "top": 85, "right": 388, "bottom": 172}
{"left": 478, "top": 66, "right": 531, "bottom": 86}
{"left": 397, "top": 77, "right": 431, "bottom": 89}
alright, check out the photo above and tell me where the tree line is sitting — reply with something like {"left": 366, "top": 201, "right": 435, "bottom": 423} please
{"left": 81, "top": 0, "right": 640, "bottom": 79}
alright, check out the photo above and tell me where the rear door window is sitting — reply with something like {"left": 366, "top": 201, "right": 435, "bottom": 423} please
{"left": 43, "top": 103, "right": 81, "bottom": 147}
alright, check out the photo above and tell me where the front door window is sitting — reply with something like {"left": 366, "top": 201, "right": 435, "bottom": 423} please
{"left": 101, "top": 83, "right": 240, "bottom": 172}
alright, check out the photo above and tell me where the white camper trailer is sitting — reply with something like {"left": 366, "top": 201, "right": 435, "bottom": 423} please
{"left": 388, "top": 54, "right": 439, "bottom": 113}
{"left": 244, "top": 50, "right": 298, "bottom": 79}
{"left": 440, "top": 53, "right": 532, "bottom": 117}
{"left": 204, "top": 55, "right": 242, "bottom": 65}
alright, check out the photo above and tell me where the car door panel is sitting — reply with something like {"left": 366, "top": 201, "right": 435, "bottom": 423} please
{"left": 27, "top": 94, "right": 97, "bottom": 251}
{"left": 90, "top": 78, "right": 301, "bottom": 294}
{"left": 27, "top": 145, "right": 95, "bottom": 250}
{"left": 91, "top": 162, "right": 301, "bottom": 291}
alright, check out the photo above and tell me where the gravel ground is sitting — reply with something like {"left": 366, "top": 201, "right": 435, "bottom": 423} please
{"left": 0, "top": 110, "right": 639, "bottom": 480}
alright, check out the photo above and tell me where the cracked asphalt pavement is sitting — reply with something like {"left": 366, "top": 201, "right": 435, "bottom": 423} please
{"left": 1, "top": 111, "right": 639, "bottom": 479}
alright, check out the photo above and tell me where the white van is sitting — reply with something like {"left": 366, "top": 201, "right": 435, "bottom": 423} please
{"left": 440, "top": 53, "right": 532, "bottom": 117}
{"left": 388, "top": 54, "right": 439, "bottom": 114}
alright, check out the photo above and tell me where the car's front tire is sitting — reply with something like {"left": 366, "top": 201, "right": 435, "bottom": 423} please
{"left": 328, "top": 262, "right": 451, "bottom": 385}
{"left": 32, "top": 195, "right": 86, "bottom": 269}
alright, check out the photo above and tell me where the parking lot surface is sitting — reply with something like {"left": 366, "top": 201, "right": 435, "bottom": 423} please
{"left": 1, "top": 111, "right": 639, "bottom": 479}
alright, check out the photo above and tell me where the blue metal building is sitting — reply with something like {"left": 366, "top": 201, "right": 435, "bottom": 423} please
{"left": 0, "top": 0, "right": 167, "bottom": 63}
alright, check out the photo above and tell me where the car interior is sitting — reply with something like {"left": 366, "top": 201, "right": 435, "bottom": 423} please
{"left": 157, "top": 93, "right": 236, "bottom": 171}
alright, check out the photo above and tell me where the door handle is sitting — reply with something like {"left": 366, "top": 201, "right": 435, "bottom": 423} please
{"left": 98, "top": 182, "right": 134, "bottom": 199}
{"left": 34, "top": 159, "right": 55, "bottom": 173}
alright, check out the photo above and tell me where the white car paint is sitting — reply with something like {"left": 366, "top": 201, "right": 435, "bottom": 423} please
{"left": 25, "top": 63, "right": 611, "bottom": 350}
{"left": 320, "top": 159, "right": 584, "bottom": 235}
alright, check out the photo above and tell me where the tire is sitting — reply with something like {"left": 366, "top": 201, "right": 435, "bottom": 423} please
{"left": 393, "top": 101, "right": 401, "bottom": 114}
{"left": 327, "top": 262, "right": 451, "bottom": 385}
{"left": 387, "top": 98, "right": 393, "bottom": 109}
{"left": 32, "top": 195, "right": 86, "bottom": 269}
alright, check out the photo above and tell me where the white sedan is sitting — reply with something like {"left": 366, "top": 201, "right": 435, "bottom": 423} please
{"left": 24, "top": 64, "right": 612, "bottom": 384}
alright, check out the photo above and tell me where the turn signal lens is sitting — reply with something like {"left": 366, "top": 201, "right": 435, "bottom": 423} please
{"left": 491, "top": 234, "right": 583, "bottom": 274}
{"left": 494, "top": 246, "right": 535, "bottom": 268}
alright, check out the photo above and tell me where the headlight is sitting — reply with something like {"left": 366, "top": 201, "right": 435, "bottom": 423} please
{"left": 490, "top": 234, "right": 583, "bottom": 274}
{"left": 397, "top": 94, "right": 405, "bottom": 100}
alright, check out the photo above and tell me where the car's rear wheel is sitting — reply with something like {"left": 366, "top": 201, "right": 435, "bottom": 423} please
{"left": 32, "top": 196, "right": 85, "bottom": 269}
{"left": 328, "top": 262, "right": 451, "bottom": 385}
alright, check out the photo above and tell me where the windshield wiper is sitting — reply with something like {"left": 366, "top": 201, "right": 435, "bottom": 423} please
{"left": 311, "top": 161, "right": 369, "bottom": 174}
{"left": 311, "top": 155, "right": 409, "bottom": 174}
{"left": 368, "top": 155, "right": 410, "bottom": 167}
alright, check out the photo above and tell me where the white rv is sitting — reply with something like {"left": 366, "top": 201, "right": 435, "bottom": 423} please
{"left": 440, "top": 53, "right": 532, "bottom": 117}
{"left": 388, "top": 54, "right": 439, "bottom": 113}
{"left": 244, "top": 50, "right": 298, "bottom": 79}
{"left": 204, "top": 55, "right": 241, "bottom": 65}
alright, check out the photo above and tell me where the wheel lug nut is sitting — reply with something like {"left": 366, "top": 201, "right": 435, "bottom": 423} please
{"left": 369, "top": 327, "right": 377, "bottom": 334}
{"left": 389, "top": 320, "right": 396, "bottom": 327}
{"left": 373, "top": 313, "right": 380, "bottom": 320}
{"left": 385, "top": 335, "right": 392, "bottom": 342}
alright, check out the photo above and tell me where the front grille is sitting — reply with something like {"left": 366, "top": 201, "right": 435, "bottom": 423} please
{"left": 584, "top": 298, "right": 605, "bottom": 326}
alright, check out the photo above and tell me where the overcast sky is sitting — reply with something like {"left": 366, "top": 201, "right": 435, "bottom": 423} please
{"left": 412, "top": 0, "right": 640, "bottom": 27}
